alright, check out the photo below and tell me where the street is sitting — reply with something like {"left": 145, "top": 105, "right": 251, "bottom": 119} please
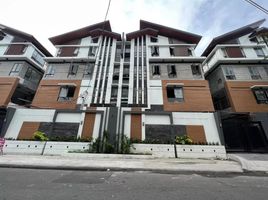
{"left": 0, "top": 168, "right": 268, "bottom": 200}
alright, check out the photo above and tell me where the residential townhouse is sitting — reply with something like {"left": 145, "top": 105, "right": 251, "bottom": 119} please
{"left": 202, "top": 19, "right": 268, "bottom": 152}
{"left": 2, "top": 21, "right": 222, "bottom": 151}
{"left": 0, "top": 24, "right": 51, "bottom": 137}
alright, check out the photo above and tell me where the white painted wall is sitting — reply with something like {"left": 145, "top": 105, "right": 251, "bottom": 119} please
{"left": 149, "top": 80, "right": 163, "bottom": 104}
{"left": 77, "top": 80, "right": 92, "bottom": 105}
{"left": 123, "top": 114, "right": 131, "bottom": 138}
{"left": 172, "top": 112, "right": 221, "bottom": 144}
{"left": 56, "top": 113, "right": 81, "bottom": 123}
{"left": 5, "top": 109, "right": 55, "bottom": 139}
{"left": 145, "top": 115, "right": 171, "bottom": 125}
{"left": 78, "top": 36, "right": 91, "bottom": 57}
{"left": 92, "top": 113, "right": 101, "bottom": 139}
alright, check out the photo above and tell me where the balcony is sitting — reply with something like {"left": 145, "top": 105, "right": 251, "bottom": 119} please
{"left": 45, "top": 44, "right": 99, "bottom": 63}
{"left": 202, "top": 44, "right": 268, "bottom": 74}
{"left": 0, "top": 42, "right": 46, "bottom": 69}
{"left": 148, "top": 44, "right": 205, "bottom": 62}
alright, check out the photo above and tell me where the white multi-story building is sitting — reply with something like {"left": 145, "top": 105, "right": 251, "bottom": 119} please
{"left": 2, "top": 21, "right": 222, "bottom": 151}
{"left": 202, "top": 19, "right": 268, "bottom": 152}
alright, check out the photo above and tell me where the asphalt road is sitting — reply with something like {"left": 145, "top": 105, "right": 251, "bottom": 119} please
{"left": 0, "top": 168, "right": 268, "bottom": 200}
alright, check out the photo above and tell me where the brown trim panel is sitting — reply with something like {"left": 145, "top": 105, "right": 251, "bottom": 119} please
{"left": 130, "top": 108, "right": 142, "bottom": 140}
{"left": 31, "top": 79, "right": 81, "bottom": 109}
{"left": 162, "top": 80, "right": 215, "bottom": 112}
{"left": 18, "top": 122, "right": 40, "bottom": 139}
{"left": 225, "top": 81, "right": 268, "bottom": 112}
{"left": 81, "top": 113, "right": 96, "bottom": 139}
{"left": 186, "top": 125, "right": 206, "bottom": 143}
{"left": 0, "top": 77, "right": 19, "bottom": 107}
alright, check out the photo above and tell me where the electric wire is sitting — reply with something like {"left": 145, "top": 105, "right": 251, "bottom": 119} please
{"left": 243, "top": 0, "right": 268, "bottom": 14}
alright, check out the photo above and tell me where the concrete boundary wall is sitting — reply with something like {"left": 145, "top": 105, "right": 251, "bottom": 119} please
{"left": 3, "top": 141, "right": 90, "bottom": 155}
{"left": 132, "top": 144, "right": 227, "bottom": 159}
{"left": 3, "top": 141, "right": 226, "bottom": 159}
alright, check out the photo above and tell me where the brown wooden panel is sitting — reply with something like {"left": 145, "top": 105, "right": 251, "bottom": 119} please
{"left": 225, "top": 47, "right": 244, "bottom": 58}
{"left": 31, "top": 79, "right": 81, "bottom": 109}
{"left": 0, "top": 77, "right": 19, "bottom": 107}
{"left": 131, "top": 108, "right": 142, "bottom": 140}
{"left": 81, "top": 113, "right": 96, "bottom": 139}
{"left": 18, "top": 122, "right": 40, "bottom": 139}
{"left": 5, "top": 44, "right": 27, "bottom": 55}
{"left": 225, "top": 81, "right": 268, "bottom": 112}
{"left": 58, "top": 39, "right": 80, "bottom": 57}
{"left": 186, "top": 125, "right": 206, "bottom": 143}
{"left": 162, "top": 80, "right": 215, "bottom": 112}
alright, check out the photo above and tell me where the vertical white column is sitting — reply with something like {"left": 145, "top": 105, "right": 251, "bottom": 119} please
{"left": 94, "top": 36, "right": 107, "bottom": 104}
{"left": 105, "top": 39, "right": 116, "bottom": 103}
{"left": 141, "top": 36, "right": 145, "bottom": 104}
{"left": 99, "top": 37, "right": 111, "bottom": 102}
{"left": 136, "top": 38, "right": 139, "bottom": 104}
{"left": 128, "top": 39, "right": 135, "bottom": 104}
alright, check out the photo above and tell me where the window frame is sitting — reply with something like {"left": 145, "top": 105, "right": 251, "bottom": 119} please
{"left": 167, "top": 65, "right": 177, "bottom": 78}
{"left": 151, "top": 46, "right": 159, "bottom": 57}
{"left": 248, "top": 66, "right": 262, "bottom": 80}
{"left": 9, "top": 63, "right": 23, "bottom": 76}
{"left": 58, "top": 85, "right": 76, "bottom": 101}
{"left": 166, "top": 85, "right": 184, "bottom": 102}
{"left": 68, "top": 64, "right": 79, "bottom": 78}
{"left": 253, "top": 88, "right": 268, "bottom": 104}
{"left": 152, "top": 65, "right": 161, "bottom": 76}
{"left": 224, "top": 66, "right": 236, "bottom": 80}
{"left": 45, "top": 65, "right": 55, "bottom": 77}
{"left": 254, "top": 47, "right": 265, "bottom": 57}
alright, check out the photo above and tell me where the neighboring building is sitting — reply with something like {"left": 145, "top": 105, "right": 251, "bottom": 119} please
{"left": 3, "top": 21, "right": 222, "bottom": 150}
{"left": 202, "top": 19, "right": 268, "bottom": 152}
{"left": 0, "top": 24, "right": 52, "bottom": 136}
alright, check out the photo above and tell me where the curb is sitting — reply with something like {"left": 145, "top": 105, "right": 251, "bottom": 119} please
{"left": 0, "top": 163, "right": 245, "bottom": 176}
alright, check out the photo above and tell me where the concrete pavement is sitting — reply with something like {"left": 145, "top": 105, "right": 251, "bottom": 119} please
{"left": 0, "top": 153, "right": 268, "bottom": 174}
{"left": 228, "top": 153, "right": 268, "bottom": 173}
{"left": 0, "top": 153, "right": 242, "bottom": 174}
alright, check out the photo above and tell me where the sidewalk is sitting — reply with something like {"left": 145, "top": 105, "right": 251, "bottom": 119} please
{"left": 228, "top": 153, "right": 268, "bottom": 173}
{"left": 0, "top": 153, "right": 243, "bottom": 174}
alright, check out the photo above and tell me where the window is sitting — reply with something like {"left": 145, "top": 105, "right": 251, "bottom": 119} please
{"left": 83, "top": 64, "right": 93, "bottom": 78}
{"left": 88, "top": 46, "right": 97, "bottom": 56}
{"left": 191, "top": 64, "right": 202, "bottom": 78}
{"left": 187, "top": 48, "right": 193, "bottom": 56}
{"left": 253, "top": 88, "right": 268, "bottom": 104}
{"left": 110, "top": 86, "right": 118, "bottom": 103}
{"left": 254, "top": 47, "right": 265, "bottom": 57}
{"left": 167, "top": 65, "right": 177, "bottom": 78}
{"left": 169, "top": 47, "right": 175, "bottom": 56}
{"left": 9, "top": 63, "right": 23, "bottom": 76}
{"left": 45, "top": 65, "right": 55, "bottom": 77}
{"left": 121, "top": 86, "right": 129, "bottom": 98}
{"left": 151, "top": 46, "right": 159, "bottom": 56}
{"left": 167, "top": 86, "right": 184, "bottom": 102}
{"left": 68, "top": 64, "right": 79, "bottom": 77}
{"left": 264, "top": 66, "right": 268, "bottom": 76}
{"left": 150, "top": 37, "right": 158, "bottom": 43}
{"left": 91, "top": 37, "right": 99, "bottom": 43}
{"left": 248, "top": 66, "right": 261, "bottom": 80}
{"left": 24, "top": 68, "right": 33, "bottom": 80}
{"left": 58, "top": 86, "right": 76, "bottom": 101}
{"left": 224, "top": 66, "right": 236, "bottom": 80}
{"left": 152, "top": 65, "right": 160, "bottom": 76}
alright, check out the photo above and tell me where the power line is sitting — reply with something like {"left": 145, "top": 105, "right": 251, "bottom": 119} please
{"left": 243, "top": 0, "right": 268, "bottom": 15}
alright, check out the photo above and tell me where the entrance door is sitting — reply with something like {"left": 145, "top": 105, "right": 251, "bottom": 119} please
{"left": 223, "top": 118, "right": 268, "bottom": 152}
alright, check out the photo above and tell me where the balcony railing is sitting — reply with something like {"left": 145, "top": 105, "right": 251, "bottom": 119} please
{"left": 202, "top": 44, "right": 268, "bottom": 73}
{"left": 148, "top": 43, "right": 205, "bottom": 62}
{"left": 55, "top": 44, "right": 99, "bottom": 58}
{"left": 0, "top": 42, "right": 46, "bottom": 68}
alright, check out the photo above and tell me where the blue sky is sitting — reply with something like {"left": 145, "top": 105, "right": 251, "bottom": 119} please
{"left": 0, "top": 0, "right": 267, "bottom": 55}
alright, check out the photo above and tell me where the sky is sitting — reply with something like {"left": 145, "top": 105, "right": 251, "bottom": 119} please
{"left": 0, "top": 0, "right": 267, "bottom": 56}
